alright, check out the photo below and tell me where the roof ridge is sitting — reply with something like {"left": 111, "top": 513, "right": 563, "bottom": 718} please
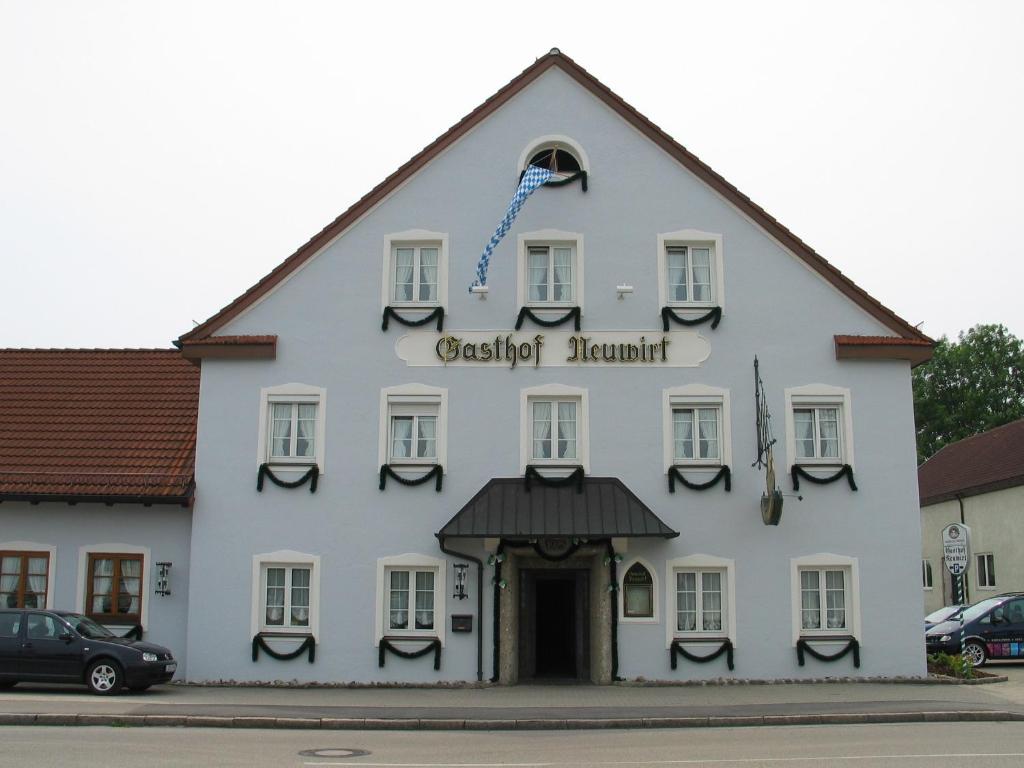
{"left": 178, "top": 49, "right": 931, "bottom": 344}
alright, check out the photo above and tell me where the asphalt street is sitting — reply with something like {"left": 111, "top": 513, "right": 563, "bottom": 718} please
{"left": 3, "top": 722, "right": 1024, "bottom": 767}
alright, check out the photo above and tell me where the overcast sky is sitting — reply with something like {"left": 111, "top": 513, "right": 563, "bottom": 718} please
{"left": 1, "top": 1, "right": 1021, "bottom": 348}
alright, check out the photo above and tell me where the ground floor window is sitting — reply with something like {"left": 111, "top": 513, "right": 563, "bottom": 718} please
{"left": 387, "top": 568, "right": 435, "bottom": 631}
{"left": 675, "top": 569, "right": 725, "bottom": 633}
{"left": 375, "top": 554, "right": 447, "bottom": 645}
{"left": 978, "top": 553, "right": 996, "bottom": 588}
{"left": 86, "top": 553, "right": 143, "bottom": 623}
{"left": 922, "top": 559, "right": 933, "bottom": 589}
{"left": 0, "top": 552, "right": 49, "bottom": 609}
{"left": 262, "top": 565, "right": 312, "bottom": 629}
{"left": 799, "top": 567, "right": 848, "bottom": 632}
{"left": 622, "top": 562, "right": 654, "bottom": 619}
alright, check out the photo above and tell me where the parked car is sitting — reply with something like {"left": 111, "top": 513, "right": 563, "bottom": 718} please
{"left": 925, "top": 593, "right": 1024, "bottom": 667}
{"left": 0, "top": 609, "right": 176, "bottom": 694}
{"left": 925, "top": 604, "right": 966, "bottom": 631}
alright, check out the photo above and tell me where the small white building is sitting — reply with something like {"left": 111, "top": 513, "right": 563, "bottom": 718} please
{"left": 920, "top": 418, "right": 1024, "bottom": 614}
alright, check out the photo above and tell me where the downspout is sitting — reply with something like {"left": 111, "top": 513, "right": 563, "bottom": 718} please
{"left": 956, "top": 494, "right": 970, "bottom": 604}
{"left": 436, "top": 535, "right": 484, "bottom": 682}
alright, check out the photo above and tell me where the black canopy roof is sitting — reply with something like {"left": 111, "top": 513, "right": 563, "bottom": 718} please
{"left": 437, "top": 477, "right": 679, "bottom": 540}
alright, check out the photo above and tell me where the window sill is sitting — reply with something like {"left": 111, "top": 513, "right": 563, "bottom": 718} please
{"left": 259, "top": 629, "right": 315, "bottom": 638}
{"left": 798, "top": 633, "right": 855, "bottom": 642}
{"left": 389, "top": 302, "right": 443, "bottom": 310}
{"left": 380, "top": 633, "right": 440, "bottom": 642}
{"left": 672, "top": 634, "right": 729, "bottom": 643}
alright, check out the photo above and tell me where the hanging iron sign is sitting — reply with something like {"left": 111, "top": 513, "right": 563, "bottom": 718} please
{"left": 941, "top": 523, "right": 971, "bottom": 576}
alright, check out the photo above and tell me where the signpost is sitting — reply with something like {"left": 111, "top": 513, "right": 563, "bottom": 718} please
{"left": 942, "top": 523, "right": 972, "bottom": 667}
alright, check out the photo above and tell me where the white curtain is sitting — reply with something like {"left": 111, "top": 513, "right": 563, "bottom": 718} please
{"left": 667, "top": 247, "right": 688, "bottom": 301}
{"left": 825, "top": 570, "right": 846, "bottom": 629}
{"left": 801, "top": 570, "right": 821, "bottom": 629}
{"left": 417, "top": 416, "right": 437, "bottom": 459}
{"left": 290, "top": 568, "right": 310, "bottom": 627}
{"left": 528, "top": 249, "right": 549, "bottom": 301}
{"left": 25, "top": 557, "right": 47, "bottom": 609}
{"left": 415, "top": 571, "right": 434, "bottom": 630}
{"left": 557, "top": 402, "right": 576, "bottom": 459}
{"left": 552, "top": 248, "right": 572, "bottom": 301}
{"left": 119, "top": 559, "right": 141, "bottom": 616}
{"left": 673, "top": 410, "right": 694, "bottom": 460}
{"left": 418, "top": 248, "right": 438, "bottom": 302}
{"left": 296, "top": 403, "right": 317, "bottom": 458}
{"left": 389, "top": 571, "right": 409, "bottom": 630}
{"left": 697, "top": 408, "right": 719, "bottom": 460}
{"left": 394, "top": 248, "right": 414, "bottom": 301}
{"left": 691, "top": 248, "right": 712, "bottom": 301}
{"left": 701, "top": 572, "right": 722, "bottom": 631}
{"left": 391, "top": 416, "right": 413, "bottom": 459}
{"left": 676, "top": 572, "right": 697, "bottom": 631}
{"left": 818, "top": 408, "right": 840, "bottom": 458}
{"left": 794, "top": 410, "right": 815, "bottom": 459}
{"left": 92, "top": 559, "right": 114, "bottom": 614}
{"left": 265, "top": 567, "right": 285, "bottom": 626}
{"left": 271, "top": 402, "right": 292, "bottom": 457}
{"left": 1, "top": 556, "right": 20, "bottom": 608}
{"left": 532, "top": 402, "right": 552, "bottom": 459}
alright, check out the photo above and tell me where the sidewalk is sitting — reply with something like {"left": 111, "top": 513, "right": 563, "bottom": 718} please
{"left": 2, "top": 673, "right": 1023, "bottom": 730}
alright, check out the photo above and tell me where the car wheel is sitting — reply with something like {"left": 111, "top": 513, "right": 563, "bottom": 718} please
{"left": 964, "top": 641, "right": 987, "bottom": 668}
{"left": 86, "top": 660, "right": 123, "bottom": 695}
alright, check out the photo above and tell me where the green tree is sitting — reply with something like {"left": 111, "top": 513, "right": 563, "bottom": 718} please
{"left": 913, "top": 324, "right": 1024, "bottom": 462}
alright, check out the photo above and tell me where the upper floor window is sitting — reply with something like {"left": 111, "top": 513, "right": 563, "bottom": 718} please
{"left": 657, "top": 230, "right": 725, "bottom": 310}
{"left": 517, "top": 230, "right": 584, "bottom": 311}
{"left": 520, "top": 384, "right": 590, "bottom": 472}
{"left": 662, "top": 385, "right": 732, "bottom": 472}
{"left": 380, "top": 230, "right": 449, "bottom": 310}
{"left": 378, "top": 385, "right": 448, "bottom": 470}
{"left": 517, "top": 135, "right": 589, "bottom": 184}
{"left": 257, "top": 384, "right": 327, "bottom": 471}
{"left": 784, "top": 385, "right": 854, "bottom": 469}
{"left": 0, "top": 551, "right": 49, "bottom": 609}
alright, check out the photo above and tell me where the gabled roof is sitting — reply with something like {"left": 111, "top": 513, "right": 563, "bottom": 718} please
{"left": 178, "top": 50, "right": 931, "bottom": 348}
{"left": 437, "top": 477, "right": 679, "bottom": 539}
{"left": 0, "top": 349, "right": 199, "bottom": 504}
{"left": 919, "top": 418, "right": 1024, "bottom": 506}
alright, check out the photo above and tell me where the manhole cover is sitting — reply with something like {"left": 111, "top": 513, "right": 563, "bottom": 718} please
{"left": 298, "top": 748, "right": 371, "bottom": 759}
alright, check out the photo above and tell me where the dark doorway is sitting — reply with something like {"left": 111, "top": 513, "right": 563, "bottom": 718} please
{"left": 518, "top": 569, "right": 589, "bottom": 681}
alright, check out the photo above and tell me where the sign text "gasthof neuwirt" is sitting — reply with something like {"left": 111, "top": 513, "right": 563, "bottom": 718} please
{"left": 394, "top": 330, "right": 712, "bottom": 369}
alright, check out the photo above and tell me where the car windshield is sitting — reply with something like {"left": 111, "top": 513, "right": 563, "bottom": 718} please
{"left": 62, "top": 614, "right": 115, "bottom": 639}
{"left": 925, "top": 606, "right": 961, "bottom": 623}
{"left": 961, "top": 598, "right": 1006, "bottom": 624}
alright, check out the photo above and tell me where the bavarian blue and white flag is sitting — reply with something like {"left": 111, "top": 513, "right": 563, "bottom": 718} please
{"left": 469, "top": 164, "right": 554, "bottom": 291}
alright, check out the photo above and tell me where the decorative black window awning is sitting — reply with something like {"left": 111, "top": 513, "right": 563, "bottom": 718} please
{"left": 437, "top": 477, "right": 678, "bottom": 539}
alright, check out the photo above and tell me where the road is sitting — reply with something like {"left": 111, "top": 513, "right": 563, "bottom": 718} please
{"left": 3, "top": 723, "right": 1024, "bottom": 767}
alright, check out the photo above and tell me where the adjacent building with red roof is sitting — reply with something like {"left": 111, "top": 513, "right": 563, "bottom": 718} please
{"left": 920, "top": 419, "right": 1024, "bottom": 613}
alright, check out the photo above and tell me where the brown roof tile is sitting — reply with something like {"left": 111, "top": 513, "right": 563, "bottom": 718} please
{"left": 0, "top": 350, "right": 199, "bottom": 503}
{"left": 918, "top": 418, "right": 1024, "bottom": 506}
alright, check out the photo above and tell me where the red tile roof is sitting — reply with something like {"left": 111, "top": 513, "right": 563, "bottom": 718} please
{"left": 0, "top": 350, "right": 199, "bottom": 503}
{"left": 918, "top": 418, "right": 1024, "bottom": 506}
{"left": 835, "top": 335, "right": 933, "bottom": 347}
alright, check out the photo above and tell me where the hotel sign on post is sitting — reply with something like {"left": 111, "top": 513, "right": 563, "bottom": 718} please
{"left": 941, "top": 523, "right": 971, "bottom": 576}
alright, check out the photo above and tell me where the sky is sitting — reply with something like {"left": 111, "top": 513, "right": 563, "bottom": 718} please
{"left": 1, "top": 1, "right": 1022, "bottom": 348}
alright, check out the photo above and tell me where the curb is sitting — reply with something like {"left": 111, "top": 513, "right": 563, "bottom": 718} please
{"left": 2, "top": 710, "right": 1023, "bottom": 730}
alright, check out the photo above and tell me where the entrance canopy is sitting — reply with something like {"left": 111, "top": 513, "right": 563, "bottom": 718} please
{"left": 437, "top": 477, "right": 678, "bottom": 539}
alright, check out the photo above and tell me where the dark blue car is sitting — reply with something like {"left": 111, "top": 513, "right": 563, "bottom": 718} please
{"left": 0, "top": 609, "right": 175, "bottom": 694}
{"left": 926, "top": 593, "right": 1024, "bottom": 667}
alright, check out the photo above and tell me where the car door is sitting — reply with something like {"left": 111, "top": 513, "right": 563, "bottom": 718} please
{"left": 983, "top": 598, "right": 1024, "bottom": 660}
{"left": 0, "top": 611, "right": 23, "bottom": 678}
{"left": 19, "top": 613, "right": 83, "bottom": 680}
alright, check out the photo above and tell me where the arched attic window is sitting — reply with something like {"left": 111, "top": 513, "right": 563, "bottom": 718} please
{"left": 519, "top": 138, "right": 588, "bottom": 191}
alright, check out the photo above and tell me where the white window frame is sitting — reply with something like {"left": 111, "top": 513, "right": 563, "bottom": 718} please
{"left": 657, "top": 230, "right": 725, "bottom": 310}
{"left": 380, "top": 229, "right": 449, "bottom": 310}
{"left": 517, "top": 229, "right": 584, "bottom": 311}
{"left": 784, "top": 384, "right": 855, "bottom": 469}
{"left": 520, "top": 383, "right": 590, "bottom": 473}
{"left": 977, "top": 553, "right": 996, "bottom": 589}
{"left": 665, "top": 554, "right": 736, "bottom": 648}
{"left": 619, "top": 557, "right": 659, "bottom": 624}
{"left": 790, "top": 553, "right": 861, "bottom": 643}
{"left": 516, "top": 135, "right": 590, "bottom": 176}
{"left": 378, "top": 384, "right": 448, "bottom": 470}
{"left": 75, "top": 543, "right": 150, "bottom": 630}
{"left": 662, "top": 385, "right": 732, "bottom": 472}
{"left": 250, "top": 550, "right": 321, "bottom": 639}
{"left": 0, "top": 541, "right": 57, "bottom": 610}
{"left": 257, "top": 383, "right": 327, "bottom": 473}
{"left": 922, "top": 559, "right": 934, "bottom": 591}
{"left": 375, "top": 553, "right": 446, "bottom": 646}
